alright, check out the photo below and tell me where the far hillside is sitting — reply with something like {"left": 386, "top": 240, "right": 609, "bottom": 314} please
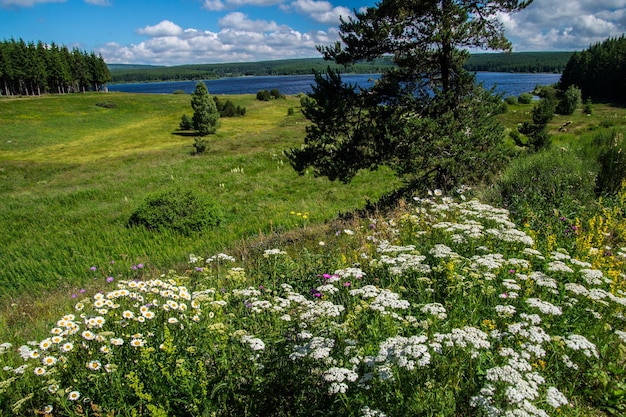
{"left": 108, "top": 52, "right": 573, "bottom": 83}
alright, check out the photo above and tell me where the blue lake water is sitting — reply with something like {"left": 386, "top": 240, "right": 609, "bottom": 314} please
{"left": 107, "top": 72, "right": 561, "bottom": 98}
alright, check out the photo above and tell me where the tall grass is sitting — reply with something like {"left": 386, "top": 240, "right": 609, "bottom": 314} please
{"left": 0, "top": 93, "right": 398, "bottom": 300}
{"left": 1, "top": 189, "right": 624, "bottom": 416}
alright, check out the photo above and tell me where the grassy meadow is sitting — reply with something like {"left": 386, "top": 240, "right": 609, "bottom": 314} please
{"left": 0, "top": 92, "right": 397, "bottom": 314}
{"left": 1, "top": 92, "right": 626, "bottom": 416}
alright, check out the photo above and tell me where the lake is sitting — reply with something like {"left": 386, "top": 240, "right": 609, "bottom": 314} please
{"left": 107, "top": 72, "right": 561, "bottom": 98}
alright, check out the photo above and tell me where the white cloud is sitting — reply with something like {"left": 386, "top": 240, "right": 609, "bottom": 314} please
{"left": 0, "top": 0, "right": 64, "bottom": 8}
{"left": 202, "top": 0, "right": 283, "bottom": 11}
{"left": 500, "top": 0, "right": 626, "bottom": 51}
{"left": 282, "top": 0, "right": 354, "bottom": 24}
{"left": 218, "top": 12, "right": 286, "bottom": 32}
{"left": 137, "top": 20, "right": 184, "bottom": 37}
{"left": 84, "top": 0, "right": 110, "bottom": 5}
{"left": 99, "top": 19, "right": 336, "bottom": 65}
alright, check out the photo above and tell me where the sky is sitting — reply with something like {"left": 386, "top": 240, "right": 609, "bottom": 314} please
{"left": 1, "top": 0, "right": 625, "bottom": 66}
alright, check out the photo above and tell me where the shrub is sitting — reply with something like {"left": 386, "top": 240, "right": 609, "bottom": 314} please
{"left": 213, "top": 96, "right": 246, "bottom": 117}
{"left": 256, "top": 90, "right": 271, "bottom": 101}
{"left": 270, "top": 88, "right": 284, "bottom": 99}
{"left": 191, "top": 137, "right": 209, "bottom": 155}
{"left": 287, "top": 107, "right": 295, "bottom": 116}
{"left": 172, "top": 90, "right": 186, "bottom": 94}
{"left": 179, "top": 113, "right": 193, "bottom": 130}
{"left": 95, "top": 100, "right": 117, "bottom": 108}
{"left": 518, "top": 93, "right": 533, "bottom": 104}
{"left": 583, "top": 98, "right": 593, "bottom": 115}
{"left": 557, "top": 85, "right": 581, "bottom": 115}
{"left": 504, "top": 96, "right": 518, "bottom": 105}
{"left": 128, "top": 189, "right": 223, "bottom": 234}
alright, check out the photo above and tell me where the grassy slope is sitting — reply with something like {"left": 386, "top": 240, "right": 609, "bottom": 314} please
{"left": 0, "top": 92, "right": 397, "bottom": 300}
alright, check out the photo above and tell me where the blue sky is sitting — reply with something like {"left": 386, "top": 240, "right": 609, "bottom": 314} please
{"left": 1, "top": 0, "right": 625, "bottom": 66}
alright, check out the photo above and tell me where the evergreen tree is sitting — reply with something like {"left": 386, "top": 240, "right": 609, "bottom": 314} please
{"left": 287, "top": 0, "right": 532, "bottom": 191}
{"left": 191, "top": 82, "right": 219, "bottom": 136}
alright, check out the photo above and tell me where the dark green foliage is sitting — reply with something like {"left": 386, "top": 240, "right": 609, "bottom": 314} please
{"left": 505, "top": 96, "right": 518, "bottom": 105}
{"left": 95, "top": 101, "right": 117, "bottom": 109}
{"left": 556, "top": 85, "right": 581, "bottom": 115}
{"left": 256, "top": 90, "right": 272, "bottom": 101}
{"left": 518, "top": 93, "right": 533, "bottom": 104}
{"left": 464, "top": 51, "right": 573, "bottom": 73}
{"left": 270, "top": 88, "right": 284, "bottom": 99}
{"left": 0, "top": 38, "right": 110, "bottom": 96}
{"left": 516, "top": 98, "right": 555, "bottom": 151}
{"left": 172, "top": 90, "right": 186, "bottom": 94}
{"left": 486, "top": 148, "right": 596, "bottom": 226}
{"left": 583, "top": 98, "right": 593, "bottom": 115}
{"left": 288, "top": 0, "right": 532, "bottom": 192}
{"left": 179, "top": 113, "right": 193, "bottom": 130}
{"left": 191, "top": 82, "right": 219, "bottom": 136}
{"left": 213, "top": 96, "right": 246, "bottom": 117}
{"left": 128, "top": 189, "right": 223, "bottom": 234}
{"left": 595, "top": 130, "right": 626, "bottom": 195}
{"left": 559, "top": 35, "right": 626, "bottom": 103}
{"left": 287, "top": 107, "right": 295, "bottom": 116}
{"left": 108, "top": 53, "right": 571, "bottom": 83}
{"left": 191, "top": 137, "right": 209, "bottom": 155}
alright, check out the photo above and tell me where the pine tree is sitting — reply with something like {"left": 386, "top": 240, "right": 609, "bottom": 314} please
{"left": 191, "top": 82, "right": 219, "bottom": 136}
{"left": 287, "top": 0, "right": 532, "bottom": 191}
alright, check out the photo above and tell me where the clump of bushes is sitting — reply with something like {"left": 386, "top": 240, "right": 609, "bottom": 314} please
{"left": 518, "top": 92, "right": 533, "bottom": 104}
{"left": 504, "top": 96, "right": 518, "bottom": 105}
{"left": 256, "top": 88, "right": 284, "bottom": 101}
{"left": 128, "top": 188, "right": 223, "bottom": 234}
{"left": 95, "top": 100, "right": 117, "bottom": 109}
{"left": 213, "top": 96, "right": 246, "bottom": 117}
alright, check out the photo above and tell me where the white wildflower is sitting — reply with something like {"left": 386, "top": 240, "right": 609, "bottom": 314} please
{"left": 546, "top": 386, "right": 568, "bottom": 408}
{"left": 526, "top": 298, "right": 562, "bottom": 316}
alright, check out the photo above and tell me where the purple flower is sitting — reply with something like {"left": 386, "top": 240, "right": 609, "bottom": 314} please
{"left": 71, "top": 294, "right": 77, "bottom": 299}
{"left": 79, "top": 289, "right": 85, "bottom": 293}
{"left": 194, "top": 267, "right": 203, "bottom": 272}
{"left": 137, "top": 263, "right": 144, "bottom": 269}
{"left": 90, "top": 266, "right": 97, "bottom": 271}
{"left": 106, "top": 276, "right": 114, "bottom": 283}
{"left": 344, "top": 282, "right": 352, "bottom": 287}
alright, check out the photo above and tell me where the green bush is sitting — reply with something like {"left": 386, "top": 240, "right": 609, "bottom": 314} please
{"left": 129, "top": 189, "right": 223, "bottom": 234}
{"left": 486, "top": 147, "right": 596, "bottom": 227}
{"left": 95, "top": 101, "right": 117, "bottom": 109}
{"left": 256, "top": 90, "right": 271, "bottom": 101}
{"left": 504, "top": 96, "right": 518, "bottom": 105}
{"left": 179, "top": 113, "right": 193, "bottom": 130}
{"left": 518, "top": 93, "right": 533, "bottom": 104}
{"left": 192, "top": 137, "right": 209, "bottom": 155}
{"left": 556, "top": 85, "right": 581, "bottom": 115}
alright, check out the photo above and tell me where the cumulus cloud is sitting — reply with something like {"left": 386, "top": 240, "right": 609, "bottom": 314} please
{"left": 99, "top": 18, "right": 336, "bottom": 65}
{"left": 0, "top": 0, "right": 64, "bottom": 8}
{"left": 137, "top": 20, "right": 184, "bottom": 37}
{"left": 282, "top": 0, "right": 354, "bottom": 24}
{"left": 202, "top": 0, "right": 283, "bottom": 11}
{"left": 500, "top": 0, "right": 626, "bottom": 51}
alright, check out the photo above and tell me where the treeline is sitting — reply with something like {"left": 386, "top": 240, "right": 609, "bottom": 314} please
{"left": 465, "top": 52, "right": 573, "bottom": 73}
{"left": 109, "top": 58, "right": 395, "bottom": 83}
{"left": 0, "top": 38, "right": 110, "bottom": 96}
{"left": 559, "top": 35, "right": 626, "bottom": 103}
{"left": 109, "top": 53, "right": 573, "bottom": 84}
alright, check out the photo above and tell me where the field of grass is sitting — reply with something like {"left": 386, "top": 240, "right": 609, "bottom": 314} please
{"left": 1, "top": 93, "right": 625, "bottom": 416}
{"left": 0, "top": 92, "right": 397, "bottom": 297}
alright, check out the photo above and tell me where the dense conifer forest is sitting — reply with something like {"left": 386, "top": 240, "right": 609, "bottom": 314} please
{"left": 559, "top": 35, "right": 626, "bottom": 103}
{"left": 108, "top": 52, "right": 573, "bottom": 84}
{"left": 0, "top": 38, "right": 110, "bottom": 96}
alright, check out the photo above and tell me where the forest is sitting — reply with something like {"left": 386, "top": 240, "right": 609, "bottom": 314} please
{"left": 0, "top": 38, "right": 110, "bottom": 96}
{"left": 559, "top": 35, "right": 626, "bottom": 103}
{"left": 108, "top": 52, "right": 572, "bottom": 83}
